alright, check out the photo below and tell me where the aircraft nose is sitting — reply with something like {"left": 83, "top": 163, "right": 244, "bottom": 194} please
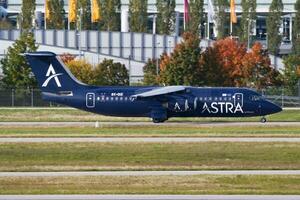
{"left": 261, "top": 100, "right": 282, "bottom": 115}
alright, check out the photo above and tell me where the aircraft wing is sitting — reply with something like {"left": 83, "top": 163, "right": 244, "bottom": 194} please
{"left": 132, "top": 86, "right": 186, "bottom": 99}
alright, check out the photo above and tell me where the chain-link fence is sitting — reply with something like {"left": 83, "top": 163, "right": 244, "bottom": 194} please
{"left": 261, "top": 87, "right": 300, "bottom": 107}
{"left": 0, "top": 87, "right": 299, "bottom": 107}
{"left": 0, "top": 88, "right": 62, "bottom": 107}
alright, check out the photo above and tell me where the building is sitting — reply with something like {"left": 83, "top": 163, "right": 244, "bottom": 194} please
{"left": 0, "top": 0, "right": 297, "bottom": 47}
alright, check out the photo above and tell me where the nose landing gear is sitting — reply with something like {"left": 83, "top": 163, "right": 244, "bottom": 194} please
{"left": 260, "top": 117, "right": 267, "bottom": 123}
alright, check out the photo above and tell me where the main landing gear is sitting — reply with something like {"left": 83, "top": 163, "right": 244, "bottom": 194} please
{"left": 152, "top": 118, "right": 167, "bottom": 123}
{"left": 260, "top": 117, "right": 267, "bottom": 123}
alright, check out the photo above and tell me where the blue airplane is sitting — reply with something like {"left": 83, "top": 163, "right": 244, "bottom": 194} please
{"left": 24, "top": 52, "right": 282, "bottom": 123}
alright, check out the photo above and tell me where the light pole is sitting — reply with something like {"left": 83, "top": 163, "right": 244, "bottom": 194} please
{"left": 168, "top": 40, "right": 172, "bottom": 55}
{"left": 128, "top": 55, "right": 132, "bottom": 86}
{"left": 77, "top": 7, "right": 83, "bottom": 59}
{"left": 156, "top": 42, "right": 160, "bottom": 76}
{"left": 247, "top": 18, "right": 251, "bottom": 50}
{"left": 284, "top": 19, "right": 288, "bottom": 41}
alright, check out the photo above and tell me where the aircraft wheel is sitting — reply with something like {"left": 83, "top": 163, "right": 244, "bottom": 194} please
{"left": 260, "top": 117, "right": 267, "bottom": 123}
{"left": 152, "top": 118, "right": 166, "bottom": 123}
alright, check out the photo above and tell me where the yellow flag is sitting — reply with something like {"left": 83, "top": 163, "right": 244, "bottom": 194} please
{"left": 69, "top": 0, "right": 77, "bottom": 23}
{"left": 45, "top": 0, "right": 51, "bottom": 21}
{"left": 92, "top": 0, "right": 101, "bottom": 22}
{"left": 230, "top": 0, "right": 237, "bottom": 24}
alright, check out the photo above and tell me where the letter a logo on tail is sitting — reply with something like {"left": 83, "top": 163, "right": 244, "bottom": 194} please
{"left": 42, "top": 64, "right": 63, "bottom": 87}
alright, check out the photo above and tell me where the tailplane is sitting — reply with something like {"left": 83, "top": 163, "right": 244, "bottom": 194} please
{"left": 25, "top": 52, "right": 86, "bottom": 94}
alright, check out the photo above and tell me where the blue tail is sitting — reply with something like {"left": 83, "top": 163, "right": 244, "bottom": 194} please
{"left": 25, "top": 52, "right": 86, "bottom": 93}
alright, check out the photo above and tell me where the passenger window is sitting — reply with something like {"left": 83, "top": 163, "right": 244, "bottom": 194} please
{"left": 250, "top": 95, "right": 261, "bottom": 101}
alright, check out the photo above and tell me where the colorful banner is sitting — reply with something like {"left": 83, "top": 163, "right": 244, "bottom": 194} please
{"left": 68, "top": 0, "right": 77, "bottom": 23}
{"left": 230, "top": 0, "right": 237, "bottom": 24}
{"left": 184, "top": 0, "right": 190, "bottom": 24}
{"left": 45, "top": 0, "right": 50, "bottom": 21}
{"left": 91, "top": 0, "right": 101, "bottom": 22}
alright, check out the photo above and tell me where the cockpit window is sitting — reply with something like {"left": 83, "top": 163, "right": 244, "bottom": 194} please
{"left": 250, "top": 95, "right": 261, "bottom": 101}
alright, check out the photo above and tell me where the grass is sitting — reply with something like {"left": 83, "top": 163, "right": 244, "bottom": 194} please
{"left": 0, "top": 108, "right": 300, "bottom": 122}
{"left": 1, "top": 175, "right": 300, "bottom": 194}
{"left": 0, "top": 126, "right": 300, "bottom": 138}
{"left": 0, "top": 142, "right": 300, "bottom": 171}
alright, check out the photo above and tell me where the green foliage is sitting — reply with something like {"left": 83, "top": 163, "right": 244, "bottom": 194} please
{"left": 143, "top": 59, "right": 159, "bottom": 86}
{"left": 199, "top": 46, "right": 227, "bottom": 86}
{"left": 0, "top": 33, "right": 38, "bottom": 88}
{"left": 159, "top": 32, "right": 202, "bottom": 86}
{"left": 78, "top": 0, "right": 91, "bottom": 30}
{"left": 145, "top": 34, "right": 281, "bottom": 89}
{"left": 239, "top": 0, "right": 256, "bottom": 44}
{"left": 65, "top": 58, "right": 129, "bottom": 86}
{"left": 216, "top": 0, "right": 229, "bottom": 39}
{"left": 282, "top": 55, "right": 300, "bottom": 95}
{"left": 156, "top": 0, "right": 176, "bottom": 35}
{"left": 46, "top": 0, "right": 65, "bottom": 29}
{"left": 94, "top": 59, "right": 129, "bottom": 86}
{"left": 186, "top": 0, "right": 204, "bottom": 36}
{"left": 66, "top": 59, "right": 95, "bottom": 85}
{"left": 0, "top": 20, "right": 13, "bottom": 29}
{"left": 98, "top": 0, "right": 120, "bottom": 31}
{"left": 266, "top": 0, "right": 283, "bottom": 55}
{"left": 20, "top": 0, "right": 35, "bottom": 31}
{"left": 129, "top": 0, "right": 148, "bottom": 33}
{"left": 293, "top": 0, "right": 300, "bottom": 55}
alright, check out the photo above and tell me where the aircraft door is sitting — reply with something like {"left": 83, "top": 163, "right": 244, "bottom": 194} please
{"left": 234, "top": 93, "right": 243, "bottom": 107}
{"left": 86, "top": 93, "right": 95, "bottom": 108}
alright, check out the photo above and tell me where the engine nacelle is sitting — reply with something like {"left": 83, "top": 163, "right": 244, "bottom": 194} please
{"left": 167, "top": 96, "right": 197, "bottom": 112}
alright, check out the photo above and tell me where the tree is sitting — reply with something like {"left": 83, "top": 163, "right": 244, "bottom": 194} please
{"left": 239, "top": 0, "right": 256, "bottom": 44}
{"left": 47, "top": 0, "right": 65, "bottom": 29}
{"left": 143, "top": 58, "right": 159, "bottom": 85}
{"left": 186, "top": 0, "right": 204, "bottom": 36}
{"left": 99, "top": 0, "right": 120, "bottom": 31}
{"left": 129, "top": 0, "right": 148, "bottom": 32}
{"left": 242, "top": 42, "right": 282, "bottom": 89}
{"left": 0, "top": 20, "right": 13, "bottom": 29}
{"left": 199, "top": 46, "right": 227, "bottom": 86}
{"left": 20, "top": 0, "right": 36, "bottom": 30}
{"left": 213, "top": 38, "right": 247, "bottom": 86}
{"left": 66, "top": 59, "right": 95, "bottom": 85}
{"left": 60, "top": 53, "right": 76, "bottom": 64}
{"left": 210, "top": 38, "right": 281, "bottom": 88}
{"left": 94, "top": 59, "right": 129, "bottom": 86}
{"left": 216, "top": 0, "right": 229, "bottom": 39}
{"left": 78, "top": 0, "right": 91, "bottom": 30}
{"left": 159, "top": 32, "right": 202, "bottom": 85}
{"left": 266, "top": 0, "right": 283, "bottom": 55}
{"left": 282, "top": 55, "right": 300, "bottom": 95}
{"left": 293, "top": 0, "right": 300, "bottom": 55}
{"left": 156, "top": 0, "right": 176, "bottom": 35}
{"left": 0, "top": 33, "right": 38, "bottom": 88}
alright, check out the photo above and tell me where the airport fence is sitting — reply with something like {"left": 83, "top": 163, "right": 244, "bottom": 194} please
{"left": 0, "top": 88, "right": 299, "bottom": 108}
{"left": 0, "top": 88, "right": 62, "bottom": 107}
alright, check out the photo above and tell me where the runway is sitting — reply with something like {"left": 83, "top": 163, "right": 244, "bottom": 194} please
{"left": 0, "top": 121, "right": 300, "bottom": 128}
{"left": 1, "top": 137, "right": 300, "bottom": 143}
{"left": 1, "top": 170, "right": 300, "bottom": 177}
{"left": 0, "top": 195, "right": 300, "bottom": 200}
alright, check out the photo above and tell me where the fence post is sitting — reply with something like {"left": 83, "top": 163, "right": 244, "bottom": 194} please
{"left": 11, "top": 89, "right": 14, "bottom": 107}
{"left": 281, "top": 87, "right": 284, "bottom": 108}
{"left": 31, "top": 88, "right": 34, "bottom": 107}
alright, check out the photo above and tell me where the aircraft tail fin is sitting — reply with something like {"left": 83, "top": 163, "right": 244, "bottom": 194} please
{"left": 25, "top": 52, "right": 86, "bottom": 94}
